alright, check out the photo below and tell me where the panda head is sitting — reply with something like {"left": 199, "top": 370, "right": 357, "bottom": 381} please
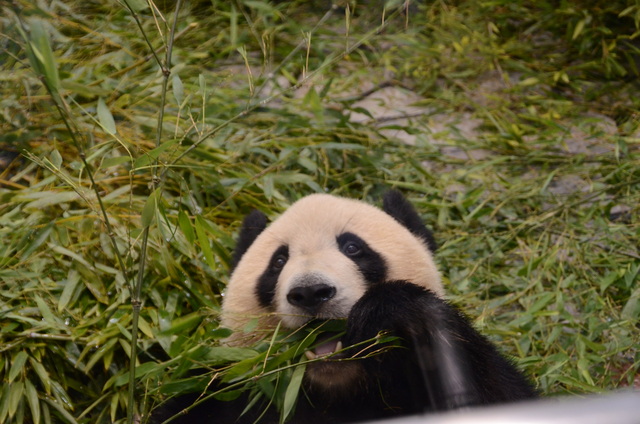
{"left": 221, "top": 191, "right": 443, "bottom": 343}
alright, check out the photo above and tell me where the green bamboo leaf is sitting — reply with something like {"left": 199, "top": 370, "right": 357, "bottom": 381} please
{"left": 0, "top": 383, "right": 9, "bottom": 423}
{"left": 158, "top": 311, "right": 203, "bottom": 336}
{"left": 34, "top": 295, "right": 59, "bottom": 328}
{"left": 43, "top": 397, "right": 78, "bottom": 424}
{"left": 20, "top": 223, "right": 53, "bottom": 262}
{"left": 24, "top": 379, "right": 40, "bottom": 424}
{"left": 23, "top": 191, "right": 80, "bottom": 210}
{"left": 133, "top": 139, "right": 179, "bottom": 169}
{"left": 110, "top": 393, "right": 119, "bottom": 422}
{"left": 141, "top": 188, "right": 160, "bottom": 228}
{"left": 191, "top": 216, "right": 232, "bottom": 268}
{"left": 137, "top": 316, "right": 154, "bottom": 339}
{"left": 281, "top": 362, "right": 306, "bottom": 423}
{"left": 198, "top": 73, "right": 206, "bottom": 95}
{"left": 50, "top": 149, "right": 62, "bottom": 169}
{"left": 58, "top": 270, "right": 80, "bottom": 313}
{"left": 126, "top": 0, "right": 149, "bottom": 12}
{"left": 116, "top": 322, "right": 132, "bottom": 341}
{"left": 29, "top": 21, "right": 60, "bottom": 92}
{"left": 102, "top": 156, "right": 131, "bottom": 168}
{"left": 50, "top": 244, "right": 94, "bottom": 270}
{"left": 112, "top": 362, "right": 164, "bottom": 388}
{"left": 529, "top": 292, "right": 555, "bottom": 314}
{"left": 621, "top": 287, "right": 640, "bottom": 320}
{"left": 195, "top": 215, "right": 216, "bottom": 270}
{"left": 178, "top": 209, "right": 195, "bottom": 245}
{"left": 97, "top": 97, "right": 117, "bottom": 135}
{"left": 309, "top": 142, "right": 365, "bottom": 150}
{"left": 28, "top": 359, "right": 51, "bottom": 394}
{"left": 172, "top": 75, "right": 184, "bottom": 105}
{"left": 303, "top": 86, "right": 323, "bottom": 123}
{"left": 244, "top": 1, "right": 277, "bottom": 13}
{"left": 203, "top": 346, "right": 258, "bottom": 364}
{"left": 84, "top": 338, "right": 118, "bottom": 373}
{"left": 9, "top": 351, "right": 29, "bottom": 383}
{"left": 518, "top": 77, "right": 539, "bottom": 87}
{"left": 8, "top": 381, "right": 24, "bottom": 418}
{"left": 41, "top": 402, "right": 50, "bottom": 424}
{"left": 572, "top": 19, "right": 586, "bottom": 40}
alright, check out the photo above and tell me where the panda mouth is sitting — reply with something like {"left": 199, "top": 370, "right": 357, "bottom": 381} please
{"left": 304, "top": 334, "right": 343, "bottom": 361}
{"left": 301, "top": 319, "right": 347, "bottom": 361}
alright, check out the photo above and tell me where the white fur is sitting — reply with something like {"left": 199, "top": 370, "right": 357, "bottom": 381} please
{"left": 221, "top": 194, "right": 443, "bottom": 340}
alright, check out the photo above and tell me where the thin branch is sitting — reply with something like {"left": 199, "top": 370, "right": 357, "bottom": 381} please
{"left": 123, "top": 0, "right": 183, "bottom": 422}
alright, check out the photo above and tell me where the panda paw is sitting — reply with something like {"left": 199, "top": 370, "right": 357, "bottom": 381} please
{"left": 344, "top": 280, "right": 447, "bottom": 346}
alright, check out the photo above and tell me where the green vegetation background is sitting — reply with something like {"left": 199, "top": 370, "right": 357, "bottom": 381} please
{"left": 1, "top": 0, "right": 639, "bottom": 423}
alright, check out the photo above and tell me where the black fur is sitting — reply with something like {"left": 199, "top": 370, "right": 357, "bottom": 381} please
{"left": 344, "top": 282, "right": 537, "bottom": 410}
{"left": 231, "top": 210, "right": 268, "bottom": 271}
{"left": 382, "top": 190, "right": 438, "bottom": 252}
{"left": 256, "top": 245, "right": 289, "bottom": 307}
{"left": 336, "top": 232, "right": 387, "bottom": 284}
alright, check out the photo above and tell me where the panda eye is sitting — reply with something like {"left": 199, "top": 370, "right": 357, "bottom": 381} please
{"left": 271, "top": 255, "right": 287, "bottom": 271}
{"left": 343, "top": 241, "right": 362, "bottom": 256}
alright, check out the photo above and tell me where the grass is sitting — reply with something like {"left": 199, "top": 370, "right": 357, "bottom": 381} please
{"left": 0, "top": 0, "right": 639, "bottom": 423}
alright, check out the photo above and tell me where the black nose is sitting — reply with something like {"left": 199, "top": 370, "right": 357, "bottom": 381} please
{"left": 287, "top": 284, "right": 336, "bottom": 312}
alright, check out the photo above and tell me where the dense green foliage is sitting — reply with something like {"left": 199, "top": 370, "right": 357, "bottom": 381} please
{"left": 1, "top": 0, "right": 638, "bottom": 423}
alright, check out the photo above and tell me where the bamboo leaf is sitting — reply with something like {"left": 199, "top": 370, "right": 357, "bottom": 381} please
{"left": 43, "top": 398, "right": 78, "bottom": 424}
{"left": 22, "top": 191, "right": 81, "bottom": 210}
{"left": 172, "top": 75, "right": 184, "bottom": 105}
{"left": 28, "top": 359, "right": 51, "bottom": 395}
{"left": 178, "top": 209, "right": 195, "bottom": 245}
{"left": 50, "top": 149, "right": 62, "bottom": 169}
{"left": 84, "top": 338, "right": 118, "bottom": 373}
{"left": 20, "top": 223, "right": 53, "bottom": 262}
{"left": 203, "top": 347, "right": 258, "bottom": 364}
{"left": 50, "top": 244, "right": 94, "bottom": 271}
{"left": 141, "top": 188, "right": 160, "bottom": 228}
{"left": 134, "top": 139, "right": 179, "bottom": 169}
{"left": 281, "top": 363, "right": 306, "bottom": 423}
{"left": 102, "top": 156, "right": 131, "bottom": 168}
{"left": 0, "top": 383, "right": 9, "bottom": 423}
{"left": 97, "top": 97, "right": 117, "bottom": 135}
{"left": 29, "top": 20, "right": 60, "bottom": 91}
{"left": 24, "top": 379, "right": 40, "bottom": 424}
{"left": 195, "top": 215, "right": 216, "bottom": 270}
{"left": 158, "top": 311, "right": 203, "bottom": 336}
{"left": 572, "top": 19, "right": 586, "bottom": 40}
{"left": 110, "top": 393, "right": 119, "bottom": 423}
{"left": 621, "top": 288, "right": 640, "bottom": 320}
{"left": 8, "top": 381, "right": 24, "bottom": 418}
{"left": 9, "top": 351, "right": 29, "bottom": 383}
{"left": 58, "top": 270, "right": 81, "bottom": 313}
{"left": 126, "top": 0, "right": 149, "bottom": 12}
{"left": 34, "top": 295, "right": 60, "bottom": 328}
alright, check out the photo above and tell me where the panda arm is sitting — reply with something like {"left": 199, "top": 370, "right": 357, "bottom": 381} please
{"left": 343, "top": 281, "right": 537, "bottom": 412}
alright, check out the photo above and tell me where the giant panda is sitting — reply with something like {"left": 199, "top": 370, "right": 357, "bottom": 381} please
{"left": 153, "top": 191, "right": 537, "bottom": 423}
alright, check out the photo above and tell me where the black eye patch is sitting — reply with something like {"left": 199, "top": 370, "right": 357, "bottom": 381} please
{"left": 256, "top": 245, "right": 289, "bottom": 307}
{"left": 336, "top": 232, "right": 387, "bottom": 285}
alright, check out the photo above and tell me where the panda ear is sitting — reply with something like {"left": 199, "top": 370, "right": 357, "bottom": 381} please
{"left": 382, "top": 190, "right": 438, "bottom": 252}
{"left": 231, "top": 210, "right": 268, "bottom": 271}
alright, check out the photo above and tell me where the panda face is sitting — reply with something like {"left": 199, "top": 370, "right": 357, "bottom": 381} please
{"left": 255, "top": 228, "right": 387, "bottom": 329}
{"left": 221, "top": 193, "right": 443, "bottom": 340}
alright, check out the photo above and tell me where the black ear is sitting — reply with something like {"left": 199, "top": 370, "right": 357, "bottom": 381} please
{"left": 231, "top": 210, "right": 268, "bottom": 271}
{"left": 382, "top": 190, "right": 437, "bottom": 252}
